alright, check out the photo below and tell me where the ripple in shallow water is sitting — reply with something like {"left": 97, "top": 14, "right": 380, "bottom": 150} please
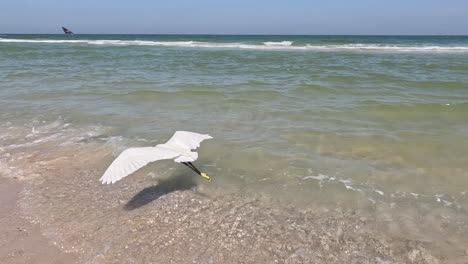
{"left": 1, "top": 137, "right": 465, "bottom": 263}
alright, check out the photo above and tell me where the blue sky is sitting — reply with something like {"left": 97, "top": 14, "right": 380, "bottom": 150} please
{"left": 1, "top": 0, "right": 467, "bottom": 34}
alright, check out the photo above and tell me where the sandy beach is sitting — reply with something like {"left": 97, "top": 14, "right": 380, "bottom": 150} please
{"left": 1, "top": 140, "right": 468, "bottom": 263}
{"left": 0, "top": 177, "right": 77, "bottom": 264}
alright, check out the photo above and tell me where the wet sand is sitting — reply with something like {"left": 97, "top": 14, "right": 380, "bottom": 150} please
{"left": 0, "top": 177, "right": 78, "bottom": 264}
{"left": 3, "top": 174, "right": 461, "bottom": 264}
{"left": 1, "top": 141, "right": 468, "bottom": 263}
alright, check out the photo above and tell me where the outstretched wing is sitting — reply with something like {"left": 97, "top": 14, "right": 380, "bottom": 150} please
{"left": 164, "top": 131, "right": 212, "bottom": 151}
{"left": 100, "top": 146, "right": 180, "bottom": 184}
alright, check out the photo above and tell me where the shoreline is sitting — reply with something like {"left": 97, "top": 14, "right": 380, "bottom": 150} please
{"left": 0, "top": 177, "right": 78, "bottom": 264}
{"left": 1, "top": 142, "right": 468, "bottom": 263}
{"left": 0, "top": 134, "right": 467, "bottom": 263}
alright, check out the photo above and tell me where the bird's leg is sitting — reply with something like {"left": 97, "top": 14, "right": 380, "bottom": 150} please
{"left": 188, "top": 162, "right": 202, "bottom": 174}
{"left": 187, "top": 162, "right": 211, "bottom": 180}
{"left": 184, "top": 162, "right": 210, "bottom": 181}
{"left": 182, "top": 162, "right": 199, "bottom": 173}
{"left": 181, "top": 162, "right": 211, "bottom": 181}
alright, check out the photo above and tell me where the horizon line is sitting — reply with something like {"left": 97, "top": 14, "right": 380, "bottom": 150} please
{"left": 1, "top": 33, "right": 468, "bottom": 36}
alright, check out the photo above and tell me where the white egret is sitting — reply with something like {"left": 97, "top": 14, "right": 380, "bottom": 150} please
{"left": 100, "top": 131, "right": 212, "bottom": 184}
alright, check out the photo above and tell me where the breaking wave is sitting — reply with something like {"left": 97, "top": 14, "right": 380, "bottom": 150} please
{"left": 263, "top": 41, "right": 293, "bottom": 46}
{"left": 2, "top": 38, "right": 468, "bottom": 53}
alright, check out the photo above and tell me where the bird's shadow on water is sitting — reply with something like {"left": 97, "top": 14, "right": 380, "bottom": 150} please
{"left": 124, "top": 173, "right": 197, "bottom": 211}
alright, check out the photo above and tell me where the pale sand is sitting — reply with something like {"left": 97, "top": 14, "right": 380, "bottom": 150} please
{"left": 0, "top": 177, "right": 77, "bottom": 264}
{"left": 2, "top": 143, "right": 468, "bottom": 263}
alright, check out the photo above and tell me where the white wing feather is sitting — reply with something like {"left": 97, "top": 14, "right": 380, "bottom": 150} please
{"left": 100, "top": 146, "right": 179, "bottom": 184}
{"left": 165, "top": 131, "right": 212, "bottom": 151}
{"left": 100, "top": 131, "right": 212, "bottom": 184}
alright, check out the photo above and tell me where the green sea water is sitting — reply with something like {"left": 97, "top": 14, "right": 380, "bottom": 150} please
{"left": 1, "top": 34, "right": 468, "bottom": 211}
{"left": 2, "top": 34, "right": 468, "bottom": 262}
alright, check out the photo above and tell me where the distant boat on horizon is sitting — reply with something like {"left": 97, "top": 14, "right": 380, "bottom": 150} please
{"left": 61, "top": 26, "right": 74, "bottom": 35}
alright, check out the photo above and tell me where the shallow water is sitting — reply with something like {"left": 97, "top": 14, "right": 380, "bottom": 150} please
{"left": 1, "top": 35, "right": 468, "bottom": 263}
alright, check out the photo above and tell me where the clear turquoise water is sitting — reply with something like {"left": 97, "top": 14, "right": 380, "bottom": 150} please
{"left": 1, "top": 34, "right": 468, "bottom": 211}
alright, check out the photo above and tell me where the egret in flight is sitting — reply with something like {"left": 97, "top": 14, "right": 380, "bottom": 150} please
{"left": 100, "top": 131, "right": 212, "bottom": 184}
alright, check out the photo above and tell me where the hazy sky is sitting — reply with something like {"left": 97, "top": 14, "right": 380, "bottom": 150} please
{"left": 1, "top": 0, "right": 467, "bottom": 34}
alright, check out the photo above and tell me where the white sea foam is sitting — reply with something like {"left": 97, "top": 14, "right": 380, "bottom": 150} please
{"left": 344, "top": 185, "right": 364, "bottom": 193}
{"left": 302, "top": 174, "right": 364, "bottom": 193}
{"left": 302, "top": 174, "right": 329, "bottom": 181}
{"left": 263, "top": 41, "right": 293, "bottom": 46}
{"left": 374, "top": 189, "right": 385, "bottom": 196}
{"left": 2, "top": 38, "right": 468, "bottom": 53}
{"left": 338, "top": 179, "right": 352, "bottom": 185}
{"left": 0, "top": 119, "right": 109, "bottom": 151}
{"left": 302, "top": 173, "right": 463, "bottom": 210}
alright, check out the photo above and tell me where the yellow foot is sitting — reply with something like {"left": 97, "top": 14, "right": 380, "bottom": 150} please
{"left": 200, "top": 173, "right": 211, "bottom": 181}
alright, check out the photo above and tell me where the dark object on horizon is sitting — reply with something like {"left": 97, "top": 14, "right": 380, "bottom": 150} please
{"left": 61, "top": 26, "right": 74, "bottom": 35}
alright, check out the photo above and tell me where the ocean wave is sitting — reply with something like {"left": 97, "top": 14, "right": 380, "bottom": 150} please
{"left": 118, "top": 90, "right": 225, "bottom": 100}
{"left": 358, "top": 101, "right": 468, "bottom": 115}
{"left": 0, "top": 119, "right": 109, "bottom": 151}
{"left": 263, "top": 41, "right": 293, "bottom": 46}
{"left": 301, "top": 173, "right": 462, "bottom": 210}
{"left": 230, "top": 90, "right": 287, "bottom": 101}
{"left": 307, "top": 43, "right": 468, "bottom": 52}
{"left": 129, "top": 89, "right": 223, "bottom": 96}
{"left": 2, "top": 38, "right": 468, "bottom": 53}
